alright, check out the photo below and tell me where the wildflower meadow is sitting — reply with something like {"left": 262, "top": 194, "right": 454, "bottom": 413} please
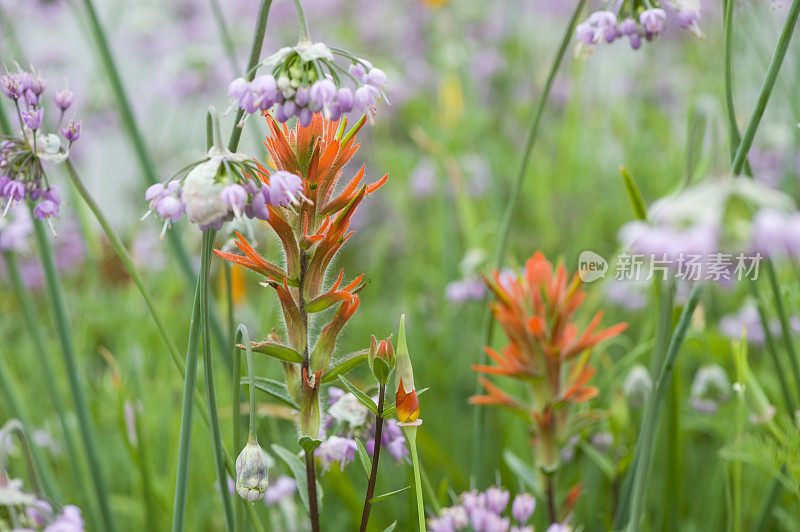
{"left": 3, "top": 0, "right": 800, "bottom": 530}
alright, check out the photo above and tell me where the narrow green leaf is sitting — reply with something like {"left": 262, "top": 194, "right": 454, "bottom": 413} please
{"left": 355, "top": 438, "right": 371, "bottom": 479}
{"left": 272, "top": 444, "right": 323, "bottom": 514}
{"left": 337, "top": 376, "right": 379, "bottom": 416}
{"left": 321, "top": 350, "right": 369, "bottom": 384}
{"left": 620, "top": 166, "right": 648, "bottom": 221}
{"left": 502, "top": 449, "right": 543, "bottom": 499}
{"left": 577, "top": 440, "right": 616, "bottom": 480}
{"left": 382, "top": 522, "right": 398, "bottom": 532}
{"left": 370, "top": 486, "right": 411, "bottom": 504}
{"left": 249, "top": 341, "right": 303, "bottom": 363}
{"left": 381, "top": 387, "right": 429, "bottom": 418}
{"left": 245, "top": 377, "right": 299, "bottom": 410}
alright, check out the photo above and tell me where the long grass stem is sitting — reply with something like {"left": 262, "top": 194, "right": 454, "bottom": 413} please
{"left": 470, "top": 0, "right": 587, "bottom": 477}
{"left": 31, "top": 214, "right": 117, "bottom": 532}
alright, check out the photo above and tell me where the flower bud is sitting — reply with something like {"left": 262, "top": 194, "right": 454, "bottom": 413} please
{"left": 622, "top": 365, "right": 652, "bottom": 408}
{"left": 235, "top": 440, "right": 270, "bottom": 502}
{"left": 369, "top": 334, "right": 395, "bottom": 385}
{"left": 394, "top": 315, "right": 420, "bottom": 424}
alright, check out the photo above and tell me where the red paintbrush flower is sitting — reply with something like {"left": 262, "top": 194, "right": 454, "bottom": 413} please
{"left": 214, "top": 113, "right": 388, "bottom": 440}
{"left": 471, "top": 251, "right": 626, "bottom": 471}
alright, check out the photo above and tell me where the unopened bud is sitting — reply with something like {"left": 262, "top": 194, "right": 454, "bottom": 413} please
{"left": 394, "top": 315, "right": 420, "bottom": 425}
{"left": 235, "top": 440, "right": 270, "bottom": 502}
{"left": 369, "top": 335, "right": 395, "bottom": 385}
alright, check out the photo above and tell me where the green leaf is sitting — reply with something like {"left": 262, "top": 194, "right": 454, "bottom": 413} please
{"left": 272, "top": 444, "right": 323, "bottom": 513}
{"left": 249, "top": 341, "right": 303, "bottom": 363}
{"left": 337, "top": 375, "right": 379, "bottom": 416}
{"left": 245, "top": 377, "right": 299, "bottom": 410}
{"left": 382, "top": 522, "right": 398, "bottom": 532}
{"left": 370, "top": 485, "right": 411, "bottom": 503}
{"left": 355, "top": 438, "right": 371, "bottom": 479}
{"left": 321, "top": 350, "right": 369, "bottom": 384}
{"left": 371, "top": 357, "right": 391, "bottom": 386}
{"left": 502, "top": 449, "right": 543, "bottom": 499}
{"left": 620, "top": 166, "right": 647, "bottom": 221}
{"left": 299, "top": 436, "right": 322, "bottom": 455}
{"left": 381, "top": 387, "right": 429, "bottom": 418}
{"left": 577, "top": 440, "right": 616, "bottom": 480}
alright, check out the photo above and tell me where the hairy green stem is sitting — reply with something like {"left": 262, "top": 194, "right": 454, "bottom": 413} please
{"left": 32, "top": 215, "right": 117, "bottom": 532}
{"left": 470, "top": 0, "right": 587, "bottom": 477}
{"left": 625, "top": 285, "right": 701, "bottom": 532}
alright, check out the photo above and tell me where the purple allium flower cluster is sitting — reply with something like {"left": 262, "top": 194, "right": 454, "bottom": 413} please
{"left": 0, "top": 68, "right": 81, "bottom": 231}
{"left": 142, "top": 145, "right": 304, "bottom": 236}
{"left": 0, "top": 201, "right": 33, "bottom": 252}
{"left": 0, "top": 475, "right": 85, "bottom": 531}
{"left": 228, "top": 41, "right": 387, "bottom": 125}
{"left": 1, "top": 219, "right": 87, "bottom": 290}
{"left": 314, "top": 387, "right": 408, "bottom": 473}
{"left": 718, "top": 303, "right": 800, "bottom": 346}
{"left": 264, "top": 475, "right": 296, "bottom": 506}
{"left": 429, "top": 487, "right": 537, "bottom": 532}
{"left": 445, "top": 276, "right": 487, "bottom": 304}
{"left": 576, "top": 0, "right": 701, "bottom": 52}
{"left": 618, "top": 178, "right": 799, "bottom": 280}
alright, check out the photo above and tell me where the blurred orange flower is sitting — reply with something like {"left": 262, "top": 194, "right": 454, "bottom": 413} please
{"left": 471, "top": 251, "right": 626, "bottom": 470}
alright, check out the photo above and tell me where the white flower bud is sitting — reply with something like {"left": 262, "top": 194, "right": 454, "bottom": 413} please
{"left": 235, "top": 441, "right": 270, "bottom": 502}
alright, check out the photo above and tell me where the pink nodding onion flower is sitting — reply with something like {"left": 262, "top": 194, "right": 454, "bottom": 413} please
{"left": 0, "top": 68, "right": 81, "bottom": 233}
{"left": 575, "top": 1, "right": 703, "bottom": 53}
{"left": 227, "top": 39, "right": 388, "bottom": 124}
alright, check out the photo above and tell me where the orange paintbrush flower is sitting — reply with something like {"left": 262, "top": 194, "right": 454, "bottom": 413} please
{"left": 215, "top": 113, "right": 388, "bottom": 439}
{"left": 471, "top": 251, "right": 626, "bottom": 471}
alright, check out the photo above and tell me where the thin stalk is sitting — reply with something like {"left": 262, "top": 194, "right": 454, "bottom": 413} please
{"left": 731, "top": 0, "right": 800, "bottom": 175}
{"left": 403, "top": 426, "right": 426, "bottom": 532}
{"left": 31, "top": 214, "right": 117, "bottom": 532}
{"left": 764, "top": 261, "right": 800, "bottom": 400}
{"left": 359, "top": 385, "right": 386, "bottom": 532}
{"left": 749, "top": 281, "right": 796, "bottom": 413}
{"left": 227, "top": 0, "right": 274, "bottom": 153}
{"left": 75, "top": 0, "right": 195, "bottom": 279}
{"left": 200, "top": 230, "right": 235, "bottom": 532}
{"left": 625, "top": 285, "right": 702, "bottom": 532}
{"left": 0, "top": 356, "right": 59, "bottom": 501}
{"left": 232, "top": 326, "right": 248, "bottom": 532}
{"left": 171, "top": 264, "right": 205, "bottom": 532}
{"left": 751, "top": 473, "right": 783, "bottom": 532}
{"left": 545, "top": 473, "right": 557, "bottom": 524}
{"left": 0, "top": 419, "right": 44, "bottom": 498}
{"left": 614, "top": 280, "right": 674, "bottom": 528}
{"left": 63, "top": 160, "right": 186, "bottom": 375}
{"left": 470, "top": 0, "right": 587, "bottom": 476}
{"left": 298, "top": 248, "right": 320, "bottom": 532}
{"left": 208, "top": 0, "right": 239, "bottom": 70}
{"left": 304, "top": 452, "right": 321, "bottom": 532}
{"left": 4, "top": 251, "right": 88, "bottom": 496}
{"left": 292, "top": 0, "right": 311, "bottom": 42}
